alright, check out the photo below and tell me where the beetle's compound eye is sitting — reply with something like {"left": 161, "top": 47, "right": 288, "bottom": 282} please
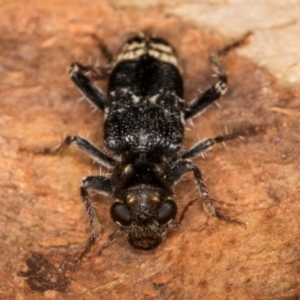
{"left": 157, "top": 200, "right": 177, "bottom": 225}
{"left": 111, "top": 203, "right": 131, "bottom": 226}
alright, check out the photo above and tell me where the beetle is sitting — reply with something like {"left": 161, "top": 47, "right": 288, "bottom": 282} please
{"left": 41, "top": 33, "right": 245, "bottom": 257}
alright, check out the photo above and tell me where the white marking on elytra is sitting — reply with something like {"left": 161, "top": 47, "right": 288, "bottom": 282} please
{"left": 150, "top": 42, "right": 173, "bottom": 54}
{"left": 116, "top": 37, "right": 180, "bottom": 69}
{"left": 110, "top": 91, "right": 116, "bottom": 97}
{"left": 117, "top": 48, "right": 147, "bottom": 62}
{"left": 149, "top": 94, "right": 159, "bottom": 105}
{"left": 104, "top": 107, "right": 110, "bottom": 120}
{"left": 125, "top": 135, "right": 133, "bottom": 142}
{"left": 148, "top": 50, "right": 178, "bottom": 67}
{"left": 163, "top": 108, "right": 171, "bottom": 117}
{"left": 132, "top": 93, "right": 140, "bottom": 104}
{"left": 124, "top": 41, "right": 146, "bottom": 52}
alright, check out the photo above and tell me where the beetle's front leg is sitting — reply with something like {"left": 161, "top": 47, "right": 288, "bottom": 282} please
{"left": 78, "top": 175, "right": 112, "bottom": 259}
{"left": 171, "top": 160, "right": 244, "bottom": 225}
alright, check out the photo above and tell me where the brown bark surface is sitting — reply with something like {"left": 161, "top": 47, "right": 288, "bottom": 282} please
{"left": 0, "top": 1, "right": 299, "bottom": 299}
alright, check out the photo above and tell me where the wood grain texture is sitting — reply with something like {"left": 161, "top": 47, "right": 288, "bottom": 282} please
{"left": 0, "top": 0, "right": 299, "bottom": 299}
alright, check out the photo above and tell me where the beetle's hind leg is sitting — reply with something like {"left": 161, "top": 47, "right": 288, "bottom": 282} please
{"left": 71, "top": 33, "right": 113, "bottom": 80}
{"left": 72, "top": 62, "right": 111, "bottom": 79}
{"left": 218, "top": 31, "right": 252, "bottom": 56}
{"left": 184, "top": 55, "right": 227, "bottom": 120}
{"left": 69, "top": 63, "right": 108, "bottom": 112}
{"left": 184, "top": 32, "right": 252, "bottom": 120}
